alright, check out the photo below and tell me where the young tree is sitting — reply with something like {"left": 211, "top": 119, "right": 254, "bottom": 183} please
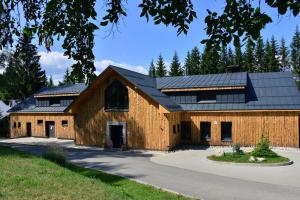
{"left": 4, "top": 33, "right": 47, "bottom": 100}
{"left": 243, "top": 38, "right": 255, "bottom": 72}
{"left": 148, "top": 59, "right": 156, "bottom": 77}
{"left": 184, "top": 51, "right": 192, "bottom": 76}
{"left": 279, "top": 38, "right": 289, "bottom": 72}
{"left": 155, "top": 54, "right": 167, "bottom": 77}
{"left": 190, "top": 47, "right": 201, "bottom": 75}
{"left": 169, "top": 51, "right": 183, "bottom": 76}
{"left": 48, "top": 76, "right": 54, "bottom": 87}
{"left": 255, "top": 36, "right": 265, "bottom": 72}
{"left": 291, "top": 26, "right": 300, "bottom": 79}
{"left": 234, "top": 40, "right": 243, "bottom": 67}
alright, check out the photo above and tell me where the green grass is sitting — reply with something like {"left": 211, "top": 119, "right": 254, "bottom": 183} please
{"left": 0, "top": 145, "right": 193, "bottom": 200}
{"left": 207, "top": 152, "right": 290, "bottom": 164}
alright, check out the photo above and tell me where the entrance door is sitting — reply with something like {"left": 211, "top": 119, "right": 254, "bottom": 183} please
{"left": 181, "top": 121, "right": 191, "bottom": 142}
{"left": 45, "top": 121, "right": 55, "bottom": 138}
{"left": 110, "top": 125, "right": 123, "bottom": 148}
{"left": 26, "top": 122, "right": 32, "bottom": 137}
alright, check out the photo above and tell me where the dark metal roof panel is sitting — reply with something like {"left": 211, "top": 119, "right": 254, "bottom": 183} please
{"left": 35, "top": 83, "right": 87, "bottom": 96}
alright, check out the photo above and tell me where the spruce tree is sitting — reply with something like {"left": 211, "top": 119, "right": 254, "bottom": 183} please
{"left": 155, "top": 54, "right": 167, "bottom": 77}
{"left": 61, "top": 68, "right": 73, "bottom": 85}
{"left": 255, "top": 36, "right": 265, "bottom": 72}
{"left": 234, "top": 40, "right": 243, "bottom": 67}
{"left": 4, "top": 33, "right": 46, "bottom": 99}
{"left": 184, "top": 51, "right": 192, "bottom": 75}
{"left": 279, "top": 38, "right": 289, "bottom": 72}
{"left": 291, "top": 26, "right": 300, "bottom": 79}
{"left": 190, "top": 47, "right": 201, "bottom": 74}
{"left": 269, "top": 36, "right": 280, "bottom": 72}
{"left": 169, "top": 51, "right": 183, "bottom": 76}
{"left": 218, "top": 45, "right": 228, "bottom": 73}
{"left": 243, "top": 38, "right": 255, "bottom": 72}
{"left": 148, "top": 59, "right": 156, "bottom": 77}
{"left": 48, "top": 75, "right": 54, "bottom": 87}
{"left": 201, "top": 45, "right": 220, "bottom": 74}
{"left": 263, "top": 40, "right": 271, "bottom": 72}
{"left": 228, "top": 47, "right": 235, "bottom": 66}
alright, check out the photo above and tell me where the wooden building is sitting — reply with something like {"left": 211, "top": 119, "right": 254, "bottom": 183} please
{"left": 8, "top": 66, "right": 300, "bottom": 150}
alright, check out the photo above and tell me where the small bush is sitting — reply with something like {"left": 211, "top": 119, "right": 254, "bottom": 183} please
{"left": 232, "top": 143, "right": 243, "bottom": 154}
{"left": 42, "top": 145, "right": 67, "bottom": 165}
{"left": 252, "top": 134, "right": 277, "bottom": 158}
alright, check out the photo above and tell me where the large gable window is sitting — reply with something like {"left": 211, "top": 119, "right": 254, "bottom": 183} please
{"left": 105, "top": 80, "right": 129, "bottom": 111}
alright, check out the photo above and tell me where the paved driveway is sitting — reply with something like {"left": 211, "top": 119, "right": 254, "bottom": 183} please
{"left": 1, "top": 138, "right": 300, "bottom": 200}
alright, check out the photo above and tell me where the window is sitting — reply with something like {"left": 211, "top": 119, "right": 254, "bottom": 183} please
{"left": 13, "top": 122, "right": 16, "bottom": 128}
{"left": 105, "top": 80, "right": 128, "bottom": 111}
{"left": 181, "top": 121, "right": 191, "bottom": 140}
{"left": 62, "top": 120, "right": 68, "bottom": 127}
{"left": 49, "top": 98, "right": 60, "bottom": 106}
{"left": 18, "top": 122, "right": 21, "bottom": 128}
{"left": 197, "top": 92, "right": 216, "bottom": 103}
{"left": 37, "top": 120, "right": 43, "bottom": 125}
{"left": 177, "top": 124, "right": 180, "bottom": 133}
{"left": 173, "top": 125, "right": 176, "bottom": 134}
{"left": 200, "top": 122, "right": 211, "bottom": 141}
{"left": 221, "top": 122, "right": 232, "bottom": 141}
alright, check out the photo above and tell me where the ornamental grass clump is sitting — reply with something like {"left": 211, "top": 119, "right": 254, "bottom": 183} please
{"left": 252, "top": 134, "right": 278, "bottom": 158}
{"left": 42, "top": 145, "right": 67, "bottom": 165}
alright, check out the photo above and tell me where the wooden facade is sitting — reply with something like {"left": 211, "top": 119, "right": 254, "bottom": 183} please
{"left": 69, "top": 69, "right": 300, "bottom": 150}
{"left": 9, "top": 113, "right": 75, "bottom": 139}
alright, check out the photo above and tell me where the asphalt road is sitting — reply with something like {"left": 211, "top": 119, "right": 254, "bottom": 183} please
{"left": 1, "top": 139, "right": 300, "bottom": 200}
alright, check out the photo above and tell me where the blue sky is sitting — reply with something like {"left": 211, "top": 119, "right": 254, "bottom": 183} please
{"left": 35, "top": 1, "right": 299, "bottom": 83}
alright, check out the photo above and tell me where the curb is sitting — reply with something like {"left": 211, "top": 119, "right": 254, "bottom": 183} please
{"left": 207, "top": 158, "right": 294, "bottom": 167}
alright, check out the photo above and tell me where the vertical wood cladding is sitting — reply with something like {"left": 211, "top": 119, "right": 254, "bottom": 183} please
{"left": 71, "top": 72, "right": 170, "bottom": 150}
{"left": 9, "top": 113, "right": 75, "bottom": 139}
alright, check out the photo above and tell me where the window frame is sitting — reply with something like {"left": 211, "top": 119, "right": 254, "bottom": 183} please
{"left": 104, "top": 79, "right": 129, "bottom": 112}
{"left": 221, "top": 122, "right": 232, "bottom": 141}
{"left": 61, "top": 120, "right": 68, "bottom": 127}
{"left": 37, "top": 120, "right": 43, "bottom": 126}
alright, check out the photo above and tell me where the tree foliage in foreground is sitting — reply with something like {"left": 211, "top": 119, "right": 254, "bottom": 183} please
{"left": 0, "top": 0, "right": 299, "bottom": 82}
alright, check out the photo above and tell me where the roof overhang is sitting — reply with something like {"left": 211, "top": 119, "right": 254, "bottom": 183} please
{"left": 34, "top": 93, "right": 80, "bottom": 98}
{"left": 160, "top": 86, "right": 245, "bottom": 92}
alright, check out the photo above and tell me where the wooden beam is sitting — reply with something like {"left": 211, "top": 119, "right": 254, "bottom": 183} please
{"left": 34, "top": 93, "right": 79, "bottom": 98}
{"left": 160, "top": 86, "right": 245, "bottom": 92}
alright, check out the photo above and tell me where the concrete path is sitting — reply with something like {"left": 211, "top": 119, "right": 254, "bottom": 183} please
{"left": 1, "top": 138, "right": 300, "bottom": 200}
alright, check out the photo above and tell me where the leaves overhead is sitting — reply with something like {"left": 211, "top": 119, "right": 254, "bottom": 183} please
{"left": 0, "top": 0, "right": 299, "bottom": 83}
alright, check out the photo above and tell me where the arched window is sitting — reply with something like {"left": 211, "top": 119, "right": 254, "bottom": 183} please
{"left": 105, "top": 80, "right": 128, "bottom": 111}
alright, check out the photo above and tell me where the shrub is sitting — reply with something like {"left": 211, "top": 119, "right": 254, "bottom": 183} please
{"left": 252, "top": 134, "right": 277, "bottom": 158}
{"left": 42, "top": 145, "right": 67, "bottom": 165}
{"left": 232, "top": 143, "right": 243, "bottom": 154}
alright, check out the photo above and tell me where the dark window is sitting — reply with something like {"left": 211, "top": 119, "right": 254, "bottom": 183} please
{"left": 197, "top": 92, "right": 216, "bottom": 103}
{"left": 177, "top": 124, "right": 180, "bottom": 133}
{"left": 181, "top": 121, "right": 191, "bottom": 140}
{"left": 49, "top": 98, "right": 60, "bottom": 106}
{"left": 221, "top": 122, "right": 232, "bottom": 141}
{"left": 62, "top": 120, "right": 68, "bottom": 127}
{"left": 37, "top": 120, "right": 43, "bottom": 125}
{"left": 105, "top": 80, "right": 128, "bottom": 111}
{"left": 13, "top": 122, "right": 16, "bottom": 128}
{"left": 18, "top": 122, "right": 21, "bottom": 128}
{"left": 200, "top": 122, "right": 211, "bottom": 141}
{"left": 173, "top": 125, "right": 176, "bottom": 134}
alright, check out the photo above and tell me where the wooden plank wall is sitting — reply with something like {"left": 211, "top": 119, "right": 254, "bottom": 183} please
{"left": 9, "top": 113, "right": 75, "bottom": 139}
{"left": 170, "top": 111, "right": 299, "bottom": 148}
{"left": 72, "top": 73, "right": 170, "bottom": 150}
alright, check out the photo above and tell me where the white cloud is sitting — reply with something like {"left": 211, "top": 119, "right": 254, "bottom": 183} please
{"left": 38, "top": 51, "right": 147, "bottom": 84}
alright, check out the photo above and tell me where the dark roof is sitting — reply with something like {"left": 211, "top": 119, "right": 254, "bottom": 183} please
{"left": 180, "top": 72, "right": 300, "bottom": 111}
{"left": 8, "top": 83, "right": 87, "bottom": 113}
{"left": 35, "top": 83, "right": 87, "bottom": 96}
{"left": 156, "top": 72, "right": 247, "bottom": 89}
{"left": 110, "top": 66, "right": 182, "bottom": 111}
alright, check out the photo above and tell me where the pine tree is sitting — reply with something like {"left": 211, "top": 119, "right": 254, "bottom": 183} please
{"left": 59, "top": 68, "right": 73, "bottom": 85}
{"left": 4, "top": 33, "right": 46, "bottom": 100}
{"left": 169, "top": 51, "right": 183, "bottom": 76}
{"left": 155, "top": 54, "right": 167, "bottom": 77}
{"left": 234, "top": 40, "right": 243, "bottom": 67}
{"left": 228, "top": 47, "right": 235, "bottom": 66}
{"left": 262, "top": 40, "right": 271, "bottom": 72}
{"left": 190, "top": 47, "right": 201, "bottom": 74}
{"left": 279, "top": 38, "right": 289, "bottom": 72}
{"left": 269, "top": 36, "right": 280, "bottom": 72}
{"left": 148, "top": 59, "right": 156, "bottom": 77}
{"left": 184, "top": 51, "right": 192, "bottom": 75}
{"left": 48, "top": 75, "right": 54, "bottom": 87}
{"left": 201, "top": 45, "right": 220, "bottom": 74}
{"left": 218, "top": 45, "right": 228, "bottom": 73}
{"left": 255, "top": 36, "right": 265, "bottom": 72}
{"left": 243, "top": 38, "right": 255, "bottom": 72}
{"left": 291, "top": 26, "right": 300, "bottom": 79}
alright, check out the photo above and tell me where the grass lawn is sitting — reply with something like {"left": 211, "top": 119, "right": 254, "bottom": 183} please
{"left": 0, "top": 145, "right": 193, "bottom": 200}
{"left": 207, "top": 152, "right": 290, "bottom": 164}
